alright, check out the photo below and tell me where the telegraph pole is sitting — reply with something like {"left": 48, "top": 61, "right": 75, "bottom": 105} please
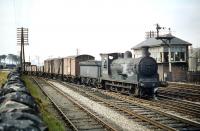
{"left": 17, "top": 27, "right": 29, "bottom": 72}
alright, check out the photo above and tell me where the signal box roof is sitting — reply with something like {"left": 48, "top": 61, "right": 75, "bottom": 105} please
{"left": 132, "top": 34, "right": 192, "bottom": 50}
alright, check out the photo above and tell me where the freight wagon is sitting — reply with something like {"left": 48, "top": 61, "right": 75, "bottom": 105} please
{"left": 79, "top": 60, "right": 101, "bottom": 87}
{"left": 43, "top": 55, "right": 95, "bottom": 82}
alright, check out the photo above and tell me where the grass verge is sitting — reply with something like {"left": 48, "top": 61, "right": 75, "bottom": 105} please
{"left": 0, "top": 71, "right": 9, "bottom": 88}
{"left": 21, "top": 75, "right": 65, "bottom": 131}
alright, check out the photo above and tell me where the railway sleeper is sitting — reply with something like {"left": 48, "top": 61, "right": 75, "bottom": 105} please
{"left": 151, "top": 117, "right": 174, "bottom": 122}
{"left": 180, "top": 127, "right": 200, "bottom": 131}
{"left": 68, "top": 116, "right": 91, "bottom": 120}
{"left": 78, "top": 126, "right": 104, "bottom": 130}
{"left": 70, "top": 118, "right": 95, "bottom": 123}
{"left": 168, "top": 123, "right": 190, "bottom": 128}
{"left": 73, "top": 121, "right": 101, "bottom": 126}
{"left": 133, "top": 109, "right": 150, "bottom": 112}
{"left": 138, "top": 112, "right": 155, "bottom": 115}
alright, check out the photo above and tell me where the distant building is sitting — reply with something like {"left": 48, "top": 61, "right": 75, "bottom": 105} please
{"left": 188, "top": 48, "right": 200, "bottom": 71}
{"left": 131, "top": 34, "right": 192, "bottom": 82}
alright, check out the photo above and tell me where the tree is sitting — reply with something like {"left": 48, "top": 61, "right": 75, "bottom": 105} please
{"left": 0, "top": 55, "right": 7, "bottom": 64}
{"left": 7, "top": 54, "right": 14, "bottom": 64}
{"left": 0, "top": 55, "right": 2, "bottom": 64}
{"left": 0, "top": 54, "right": 19, "bottom": 65}
{"left": 12, "top": 55, "right": 20, "bottom": 65}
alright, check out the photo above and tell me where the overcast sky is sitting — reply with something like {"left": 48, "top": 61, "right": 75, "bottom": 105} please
{"left": 0, "top": 0, "right": 200, "bottom": 65}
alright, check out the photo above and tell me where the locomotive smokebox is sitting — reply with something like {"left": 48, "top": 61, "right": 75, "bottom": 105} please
{"left": 141, "top": 46, "right": 150, "bottom": 57}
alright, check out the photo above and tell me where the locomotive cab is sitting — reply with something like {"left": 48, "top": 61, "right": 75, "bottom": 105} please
{"left": 100, "top": 52, "right": 124, "bottom": 79}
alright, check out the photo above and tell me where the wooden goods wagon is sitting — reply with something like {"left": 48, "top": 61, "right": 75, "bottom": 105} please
{"left": 63, "top": 55, "right": 95, "bottom": 77}
{"left": 44, "top": 59, "right": 53, "bottom": 74}
{"left": 37, "top": 66, "right": 44, "bottom": 72}
{"left": 25, "top": 65, "right": 31, "bottom": 72}
{"left": 31, "top": 65, "right": 37, "bottom": 72}
{"left": 44, "top": 60, "right": 49, "bottom": 73}
{"left": 52, "top": 58, "right": 63, "bottom": 75}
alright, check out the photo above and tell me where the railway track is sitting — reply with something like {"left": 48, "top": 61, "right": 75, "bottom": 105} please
{"left": 102, "top": 91, "right": 200, "bottom": 122}
{"left": 32, "top": 77, "right": 117, "bottom": 131}
{"left": 156, "top": 95, "right": 200, "bottom": 120}
{"left": 168, "top": 82, "right": 200, "bottom": 89}
{"left": 157, "top": 83, "right": 200, "bottom": 102}
{"left": 168, "top": 83, "right": 200, "bottom": 94}
{"left": 54, "top": 80, "right": 200, "bottom": 131}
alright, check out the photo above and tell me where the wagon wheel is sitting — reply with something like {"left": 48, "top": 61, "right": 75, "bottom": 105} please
{"left": 96, "top": 83, "right": 102, "bottom": 89}
{"left": 76, "top": 79, "right": 81, "bottom": 85}
{"left": 88, "top": 79, "right": 91, "bottom": 86}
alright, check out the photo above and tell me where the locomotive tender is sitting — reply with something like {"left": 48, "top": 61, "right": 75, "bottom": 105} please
{"left": 25, "top": 46, "right": 159, "bottom": 97}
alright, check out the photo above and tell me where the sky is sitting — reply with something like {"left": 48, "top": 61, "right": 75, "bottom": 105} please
{"left": 0, "top": 0, "right": 200, "bottom": 65}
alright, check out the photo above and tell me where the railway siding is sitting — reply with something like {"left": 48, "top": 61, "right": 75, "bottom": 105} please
{"left": 47, "top": 80, "right": 152, "bottom": 131}
{"left": 33, "top": 77, "right": 122, "bottom": 131}
{"left": 29, "top": 76, "right": 200, "bottom": 130}
{"left": 104, "top": 91, "right": 200, "bottom": 123}
{"left": 54, "top": 81, "right": 200, "bottom": 131}
{"left": 157, "top": 82, "right": 200, "bottom": 102}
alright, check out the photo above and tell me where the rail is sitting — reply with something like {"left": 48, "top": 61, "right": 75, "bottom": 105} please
{"left": 59, "top": 81, "right": 200, "bottom": 131}
{"left": 32, "top": 77, "right": 117, "bottom": 131}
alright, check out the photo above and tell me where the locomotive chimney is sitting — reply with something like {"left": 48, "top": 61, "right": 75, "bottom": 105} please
{"left": 141, "top": 46, "right": 150, "bottom": 57}
{"left": 124, "top": 51, "right": 132, "bottom": 58}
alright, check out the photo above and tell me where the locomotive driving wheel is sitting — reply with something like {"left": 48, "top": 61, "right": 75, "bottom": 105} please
{"left": 96, "top": 83, "right": 102, "bottom": 89}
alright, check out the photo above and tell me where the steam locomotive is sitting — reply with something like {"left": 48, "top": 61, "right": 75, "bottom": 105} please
{"left": 25, "top": 46, "right": 159, "bottom": 97}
